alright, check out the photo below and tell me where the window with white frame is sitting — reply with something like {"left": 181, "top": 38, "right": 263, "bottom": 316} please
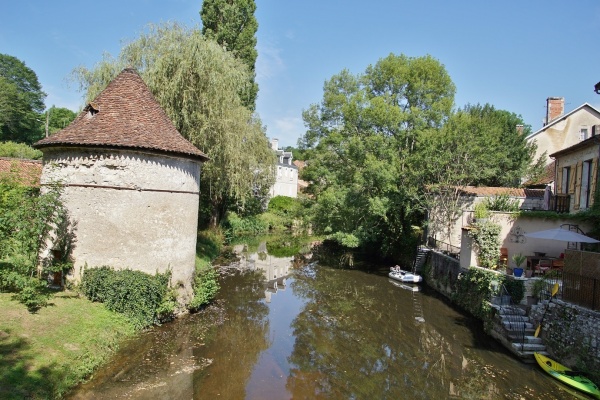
{"left": 580, "top": 127, "right": 589, "bottom": 141}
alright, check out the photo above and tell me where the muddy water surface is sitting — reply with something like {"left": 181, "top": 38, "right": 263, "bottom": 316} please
{"left": 68, "top": 251, "right": 585, "bottom": 399}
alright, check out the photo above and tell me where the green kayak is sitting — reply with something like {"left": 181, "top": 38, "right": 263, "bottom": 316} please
{"left": 534, "top": 352, "right": 600, "bottom": 399}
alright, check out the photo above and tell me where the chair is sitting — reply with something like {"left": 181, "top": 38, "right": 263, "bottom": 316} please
{"left": 499, "top": 248, "right": 508, "bottom": 268}
{"left": 535, "top": 259, "right": 551, "bottom": 275}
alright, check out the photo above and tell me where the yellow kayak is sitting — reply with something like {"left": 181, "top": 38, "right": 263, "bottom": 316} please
{"left": 534, "top": 352, "right": 600, "bottom": 399}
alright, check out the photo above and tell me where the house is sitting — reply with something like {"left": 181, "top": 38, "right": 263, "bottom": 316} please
{"left": 550, "top": 135, "right": 599, "bottom": 213}
{"left": 0, "top": 157, "right": 42, "bottom": 186}
{"left": 526, "top": 97, "right": 600, "bottom": 166}
{"left": 269, "top": 138, "right": 298, "bottom": 198}
{"left": 427, "top": 186, "right": 545, "bottom": 250}
{"left": 33, "top": 68, "right": 208, "bottom": 302}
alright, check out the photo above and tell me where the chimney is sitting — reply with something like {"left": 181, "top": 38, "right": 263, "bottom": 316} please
{"left": 516, "top": 124, "right": 524, "bottom": 135}
{"left": 270, "top": 138, "right": 279, "bottom": 151}
{"left": 545, "top": 97, "right": 564, "bottom": 125}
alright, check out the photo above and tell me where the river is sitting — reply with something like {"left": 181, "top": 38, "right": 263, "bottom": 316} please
{"left": 68, "top": 241, "right": 587, "bottom": 399}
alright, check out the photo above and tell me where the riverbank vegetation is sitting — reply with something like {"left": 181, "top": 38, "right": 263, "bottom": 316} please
{"left": 295, "top": 54, "right": 544, "bottom": 262}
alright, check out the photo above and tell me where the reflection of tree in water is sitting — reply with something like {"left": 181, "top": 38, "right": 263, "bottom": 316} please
{"left": 286, "top": 263, "right": 559, "bottom": 399}
{"left": 192, "top": 270, "right": 270, "bottom": 399}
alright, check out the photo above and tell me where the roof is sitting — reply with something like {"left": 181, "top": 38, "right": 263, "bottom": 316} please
{"left": 526, "top": 103, "right": 600, "bottom": 141}
{"left": 522, "top": 161, "right": 555, "bottom": 187}
{"left": 549, "top": 135, "right": 600, "bottom": 158}
{"left": 457, "top": 186, "right": 545, "bottom": 198}
{"left": 0, "top": 157, "right": 42, "bottom": 186}
{"left": 33, "top": 68, "right": 208, "bottom": 162}
{"left": 293, "top": 160, "right": 306, "bottom": 170}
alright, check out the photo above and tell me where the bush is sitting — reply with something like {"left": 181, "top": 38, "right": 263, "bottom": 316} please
{"left": 189, "top": 263, "right": 219, "bottom": 310}
{"left": 0, "top": 175, "right": 72, "bottom": 310}
{"left": 80, "top": 266, "right": 172, "bottom": 329}
{"left": 484, "top": 194, "right": 520, "bottom": 212}
{"left": 0, "top": 141, "right": 43, "bottom": 159}
{"left": 221, "top": 211, "right": 269, "bottom": 239}
{"left": 268, "top": 195, "right": 301, "bottom": 216}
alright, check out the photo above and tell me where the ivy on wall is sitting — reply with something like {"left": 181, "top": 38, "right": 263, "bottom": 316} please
{"left": 468, "top": 221, "right": 501, "bottom": 269}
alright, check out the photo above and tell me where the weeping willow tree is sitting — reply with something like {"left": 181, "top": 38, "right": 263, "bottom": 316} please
{"left": 72, "top": 23, "right": 275, "bottom": 226}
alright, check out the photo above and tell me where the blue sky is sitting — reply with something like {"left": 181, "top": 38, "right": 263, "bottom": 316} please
{"left": 2, "top": 1, "right": 600, "bottom": 148}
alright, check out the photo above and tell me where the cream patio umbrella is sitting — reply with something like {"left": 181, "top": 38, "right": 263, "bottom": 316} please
{"left": 524, "top": 228, "right": 599, "bottom": 243}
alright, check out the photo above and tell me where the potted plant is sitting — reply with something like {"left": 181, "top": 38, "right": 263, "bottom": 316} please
{"left": 512, "top": 253, "right": 526, "bottom": 278}
{"left": 473, "top": 202, "right": 490, "bottom": 223}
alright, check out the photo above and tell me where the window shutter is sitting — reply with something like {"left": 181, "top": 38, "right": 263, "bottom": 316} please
{"left": 556, "top": 165, "right": 563, "bottom": 193}
{"left": 574, "top": 161, "right": 583, "bottom": 210}
{"left": 568, "top": 165, "right": 576, "bottom": 194}
{"left": 591, "top": 158, "right": 599, "bottom": 207}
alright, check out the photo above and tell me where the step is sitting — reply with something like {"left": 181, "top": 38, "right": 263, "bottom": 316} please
{"left": 506, "top": 328, "right": 541, "bottom": 341}
{"left": 511, "top": 342, "right": 547, "bottom": 353}
{"left": 502, "top": 321, "right": 534, "bottom": 331}
{"left": 500, "top": 314, "right": 530, "bottom": 323}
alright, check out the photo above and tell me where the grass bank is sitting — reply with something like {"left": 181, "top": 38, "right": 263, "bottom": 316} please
{"left": 0, "top": 229, "right": 226, "bottom": 399}
{"left": 0, "top": 291, "right": 136, "bottom": 399}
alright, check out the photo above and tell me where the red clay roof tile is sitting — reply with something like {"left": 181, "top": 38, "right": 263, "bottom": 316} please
{"left": 0, "top": 158, "right": 42, "bottom": 186}
{"left": 33, "top": 68, "right": 208, "bottom": 162}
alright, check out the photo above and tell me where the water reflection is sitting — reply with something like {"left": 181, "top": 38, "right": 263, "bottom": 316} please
{"left": 69, "top": 241, "right": 583, "bottom": 400}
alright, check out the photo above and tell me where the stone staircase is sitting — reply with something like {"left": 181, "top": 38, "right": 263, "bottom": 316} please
{"left": 413, "top": 247, "right": 430, "bottom": 272}
{"left": 489, "top": 302, "right": 548, "bottom": 363}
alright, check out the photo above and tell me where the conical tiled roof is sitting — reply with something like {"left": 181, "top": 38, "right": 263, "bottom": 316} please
{"left": 34, "top": 68, "right": 208, "bottom": 162}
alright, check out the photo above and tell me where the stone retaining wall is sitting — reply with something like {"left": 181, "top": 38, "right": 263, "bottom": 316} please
{"left": 530, "top": 299, "right": 600, "bottom": 378}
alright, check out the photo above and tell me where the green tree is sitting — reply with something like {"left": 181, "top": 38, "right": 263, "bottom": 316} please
{"left": 44, "top": 106, "right": 77, "bottom": 136}
{"left": 419, "top": 104, "right": 537, "bottom": 245}
{"left": 299, "top": 54, "right": 455, "bottom": 256}
{"left": 0, "top": 141, "right": 42, "bottom": 159}
{"left": 0, "top": 54, "right": 46, "bottom": 144}
{"left": 72, "top": 23, "right": 274, "bottom": 227}
{"left": 200, "top": 0, "right": 259, "bottom": 111}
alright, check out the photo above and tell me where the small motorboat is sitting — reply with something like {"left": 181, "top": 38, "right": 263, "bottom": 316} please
{"left": 534, "top": 352, "right": 600, "bottom": 399}
{"left": 388, "top": 267, "right": 422, "bottom": 283}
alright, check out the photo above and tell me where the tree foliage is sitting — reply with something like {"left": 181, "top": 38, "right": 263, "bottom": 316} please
{"left": 0, "top": 141, "right": 42, "bottom": 159}
{"left": 71, "top": 23, "right": 275, "bottom": 227}
{"left": 0, "top": 54, "right": 46, "bottom": 144}
{"left": 201, "top": 0, "right": 259, "bottom": 111}
{"left": 420, "top": 104, "right": 537, "bottom": 244}
{"left": 0, "top": 173, "right": 72, "bottom": 310}
{"left": 44, "top": 105, "right": 77, "bottom": 136}
{"left": 299, "top": 54, "right": 455, "bottom": 256}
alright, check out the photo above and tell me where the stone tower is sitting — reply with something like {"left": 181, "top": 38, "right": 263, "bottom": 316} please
{"left": 34, "top": 68, "right": 208, "bottom": 302}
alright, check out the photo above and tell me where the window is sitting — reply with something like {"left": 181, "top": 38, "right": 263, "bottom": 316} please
{"left": 561, "top": 167, "right": 570, "bottom": 194}
{"left": 580, "top": 127, "right": 589, "bottom": 141}
{"left": 579, "top": 160, "right": 592, "bottom": 209}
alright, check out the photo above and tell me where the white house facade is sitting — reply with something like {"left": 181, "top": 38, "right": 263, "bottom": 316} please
{"left": 269, "top": 138, "right": 298, "bottom": 198}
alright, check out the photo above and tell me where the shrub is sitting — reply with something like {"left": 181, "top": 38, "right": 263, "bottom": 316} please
{"left": 468, "top": 221, "right": 501, "bottom": 269}
{"left": 484, "top": 194, "right": 520, "bottom": 212}
{"left": 80, "top": 266, "right": 172, "bottom": 329}
{"left": 268, "top": 195, "right": 301, "bottom": 217}
{"left": 0, "top": 141, "right": 43, "bottom": 159}
{"left": 221, "top": 211, "right": 269, "bottom": 239}
{"left": 189, "top": 263, "right": 219, "bottom": 311}
{"left": 0, "top": 175, "right": 72, "bottom": 310}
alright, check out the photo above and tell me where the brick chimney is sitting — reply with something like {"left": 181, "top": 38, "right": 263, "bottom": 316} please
{"left": 516, "top": 124, "right": 524, "bottom": 135}
{"left": 545, "top": 97, "right": 564, "bottom": 125}
{"left": 270, "top": 138, "right": 279, "bottom": 151}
